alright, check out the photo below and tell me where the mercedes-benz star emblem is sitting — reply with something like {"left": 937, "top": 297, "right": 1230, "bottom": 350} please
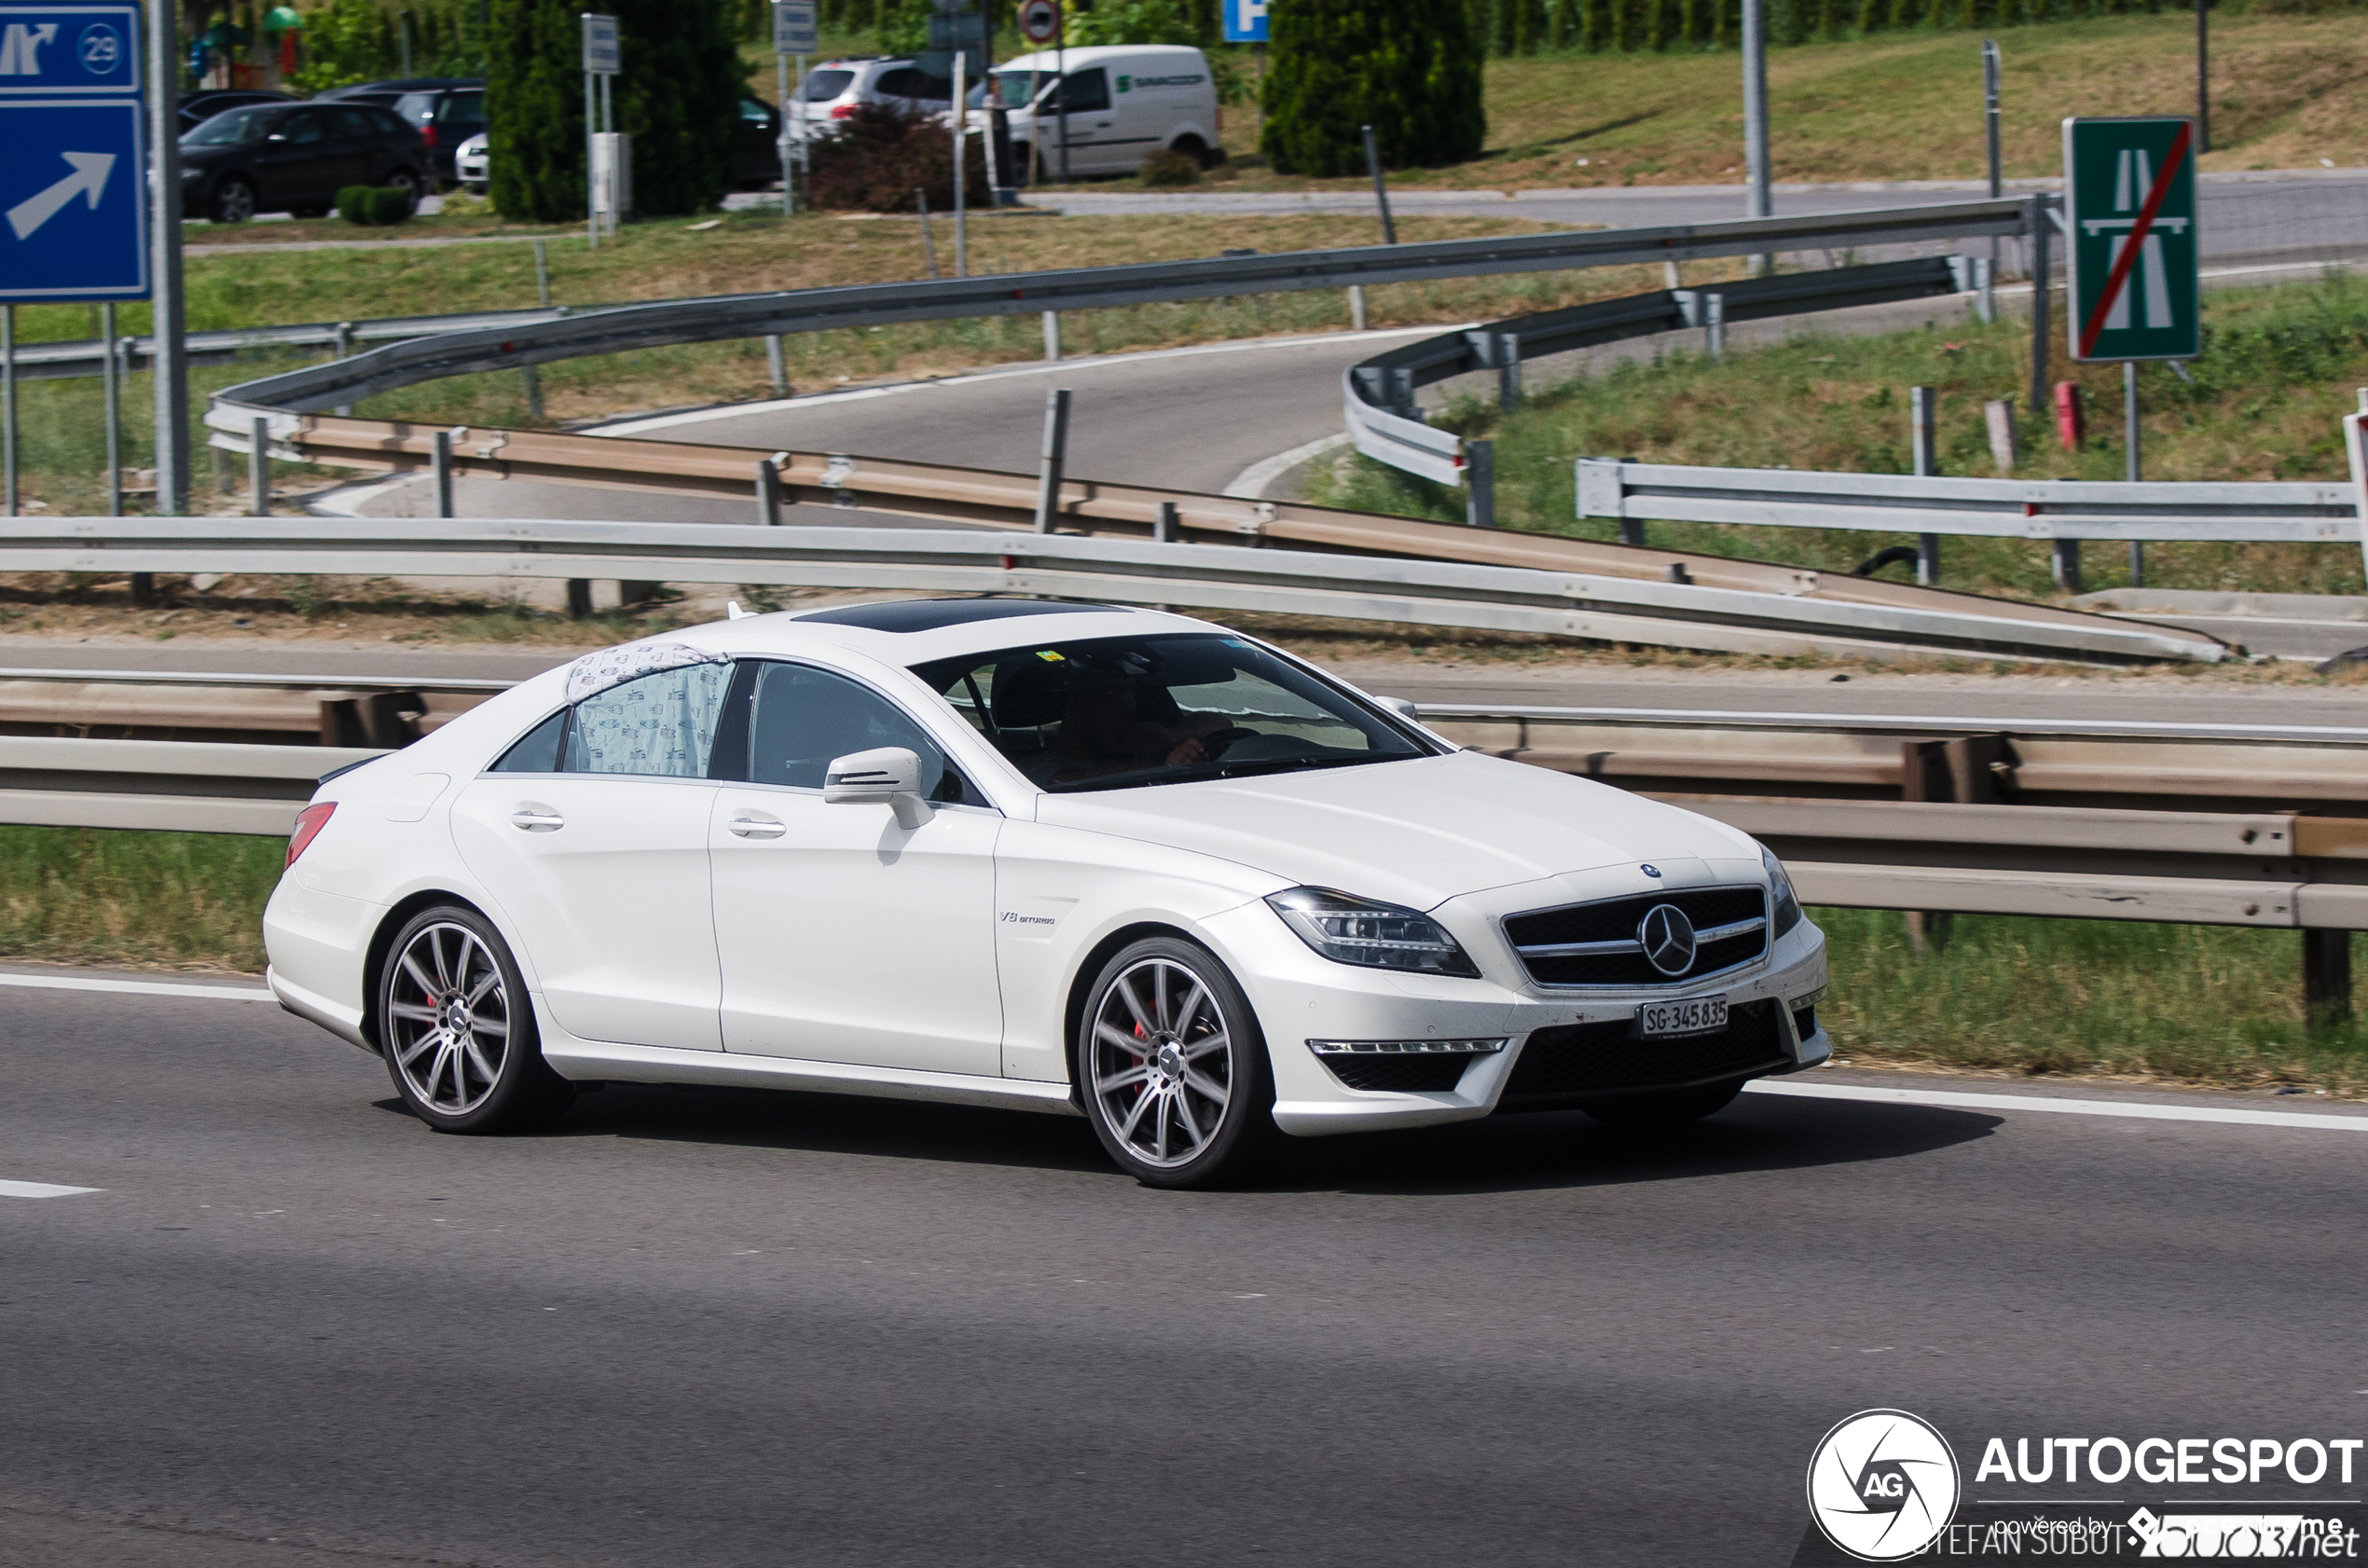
{"left": 1637, "top": 903, "right": 1698, "bottom": 977}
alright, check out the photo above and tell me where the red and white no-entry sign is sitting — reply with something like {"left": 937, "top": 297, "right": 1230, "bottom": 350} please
{"left": 1017, "top": 0, "right": 1060, "bottom": 44}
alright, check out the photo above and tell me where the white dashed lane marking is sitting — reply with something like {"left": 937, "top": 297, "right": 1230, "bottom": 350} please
{"left": 0, "top": 1180, "right": 104, "bottom": 1198}
{"left": 0, "top": 971, "right": 275, "bottom": 1002}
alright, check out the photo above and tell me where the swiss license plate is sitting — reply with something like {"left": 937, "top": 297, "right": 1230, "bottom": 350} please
{"left": 1638, "top": 995, "right": 1728, "bottom": 1038}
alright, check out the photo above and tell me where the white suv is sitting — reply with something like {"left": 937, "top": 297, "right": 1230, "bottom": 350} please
{"left": 792, "top": 57, "right": 952, "bottom": 139}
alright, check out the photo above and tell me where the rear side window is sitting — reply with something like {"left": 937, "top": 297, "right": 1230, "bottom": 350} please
{"left": 333, "top": 106, "right": 378, "bottom": 137}
{"left": 874, "top": 66, "right": 950, "bottom": 103}
{"left": 393, "top": 91, "right": 438, "bottom": 123}
{"left": 801, "top": 68, "right": 854, "bottom": 101}
{"left": 490, "top": 708, "right": 568, "bottom": 773}
{"left": 369, "top": 107, "right": 410, "bottom": 136}
{"left": 437, "top": 90, "right": 482, "bottom": 123}
{"left": 563, "top": 662, "right": 734, "bottom": 777}
{"left": 744, "top": 663, "right": 962, "bottom": 802}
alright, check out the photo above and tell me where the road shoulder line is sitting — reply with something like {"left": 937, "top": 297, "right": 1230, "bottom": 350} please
{"left": 1746, "top": 1077, "right": 2368, "bottom": 1131}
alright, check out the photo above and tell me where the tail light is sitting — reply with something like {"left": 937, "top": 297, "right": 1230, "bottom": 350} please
{"left": 286, "top": 801, "right": 337, "bottom": 868}
{"left": 831, "top": 103, "right": 857, "bottom": 118}
{"left": 420, "top": 124, "right": 439, "bottom": 147}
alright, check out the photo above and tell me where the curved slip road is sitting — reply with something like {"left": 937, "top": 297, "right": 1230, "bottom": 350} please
{"left": 7, "top": 969, "right": 2368, "bottom": 1565}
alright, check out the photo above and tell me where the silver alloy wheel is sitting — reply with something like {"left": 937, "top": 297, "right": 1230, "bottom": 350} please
{"left": 1089, "top": 956, "right": 1233, "bottom": 1170}
{"left": 213, "top": 178, "right": 255, "bottom": 223}
{"left": 386, "top": 920, "right": 511, "bottom": 1116}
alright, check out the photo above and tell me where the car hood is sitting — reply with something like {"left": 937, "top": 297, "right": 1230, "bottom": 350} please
{"left": 1032, "top": 750, "right": 1757, "bottom": 910}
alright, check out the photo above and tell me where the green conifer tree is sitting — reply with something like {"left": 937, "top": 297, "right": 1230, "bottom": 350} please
{"left": 1259, "top": 0, "right": 1485, "bottom": 175}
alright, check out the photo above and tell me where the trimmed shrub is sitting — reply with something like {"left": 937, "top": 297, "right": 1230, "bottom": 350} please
{"left": 805, "top": 103, "right": 991, "bottom": 213}
{"left": 337, "top": 185, "right": 414, "bottom": 225}
{"left": 1138, "top": 146, "right": 1202, "bottom": 186}
{"left": 1260, "top": 0, "right": 1485, "bottom": 175}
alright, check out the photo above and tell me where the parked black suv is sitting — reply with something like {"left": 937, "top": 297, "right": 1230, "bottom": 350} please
{"left": 178, "top": 101, "right": 428, "bottom": 223}
{"left": 177, "top": 89, "right": 293, "bottom": 134}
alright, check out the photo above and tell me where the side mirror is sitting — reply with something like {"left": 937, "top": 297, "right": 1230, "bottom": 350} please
{"left": 823, "top": 746, "right": 931, "bottom": 827}
{"left": 1372, "top": 695, "right": 1420, "bottom": 721}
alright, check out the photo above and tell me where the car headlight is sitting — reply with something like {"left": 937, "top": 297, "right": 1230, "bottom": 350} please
{"left": 1762, "top": 845, "right": 1804, "bottom": 939}
{"left": 1266, "top": 887, "right": 1480, "bottom": 977}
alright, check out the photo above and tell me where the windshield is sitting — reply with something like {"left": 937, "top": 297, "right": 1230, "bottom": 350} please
{"left": 801, "top": 68, "right": 854, "bottom": 102}
{"left": 986, "top": 70, "right": 1049, "bottom": 110}
{"left": 183, "top": 106, "right": 274, "bottom": 144}
{"left": 912, "top": 632, "right": 1429, "bottom": 793}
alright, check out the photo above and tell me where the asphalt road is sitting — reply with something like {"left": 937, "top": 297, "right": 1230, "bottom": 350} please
{"left": 8, "top": 970, "right": 2368, "bottom": 1566}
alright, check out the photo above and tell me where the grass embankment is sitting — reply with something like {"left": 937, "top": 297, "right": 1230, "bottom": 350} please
{"left": 1315, "top": 12, "right": 2368, "bottom": 188}
{"left": 2, "top": 211, "right": 1774, "bottom": 517}
{"left": 1312, "top": 271, "right": 2368, "bottom": 599}
{"left": 6, "top": 821, "right": 2361, "bottom": 1090}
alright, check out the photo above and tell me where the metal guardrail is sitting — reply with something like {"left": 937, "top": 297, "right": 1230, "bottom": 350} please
{"left": 9, "top": 699, "right": 2367, "bottom": 934}
{"left": 195, "top": 413, "right": 2226, "bottom": 665}
{"left": 1575, "top": 461, "right": 2361, "bottom": 545}
{"left": 1344, "top": 257, "right": 1986, "bottom": 488}
{"left": 10, "top": 308, "right": 575, "bottom": 383}
{"left": 200, "top": 198, "right": 2045, "bottom": 420}
{"left": 0, "top": 517, "right": 2226, "bottom": 667}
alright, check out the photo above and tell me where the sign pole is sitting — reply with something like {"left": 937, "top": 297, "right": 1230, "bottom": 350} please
{"left": 103, "top": 303, "right": 121, "bottom": 516}
{"left": 585, "top": 65, "right": 597, "bottom": 249}
{"left": 1742, "top": 0, "right": 1770, "bottom": 274}
{"left": 951, "top": 49, "right": 967, "bottom": 279}
{"left": 3, "top": 308, "right": 15, "bottom": 517}
{"left": 2126, "top": 359, "right": 2143, "bottom": 586}
{"left": 2196, "top": 0, "right": 2210, "bottom": 154}
{"left": 778, "top": 47, "right": 792, "bottom": 217}
{"left": 150, "top": 0, "right": 187, "bottom": 521}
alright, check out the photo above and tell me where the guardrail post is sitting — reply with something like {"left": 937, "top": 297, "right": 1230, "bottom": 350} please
{"left": 1389, "top": 366, "right": 1417, "bottom": 420}
{"left": 1974, "top": 255, "right": 1995, "bottom": 325}
{"left": 1154, "top": 500, "right": 1177, "bottom": 543}
{"left": 333, "top": 322, "right": 354, "bottom": 418}
{"left": 1034, "top": 387, "right": 1071, "bottom": 534}
{"left": 520, "top": 363, "right": 544, "bottom": 423}
{"left": 532, "top": 236, "right": 552, "bottom": 309}
{"left": 1349, "top": 286, "right": 1367, "bottom": 332}
{"left": 1465, "top": 439, "right": 1495, "bottom": 529}
{"left": 1704, "top": 293, "right": 1725, "bottom": 360}
{"left": 2306, "top": 929, "right": 2352, "bottom": 1031}
{"left": 757, "top": 457, "right": 783, "bottom": 526}
{"left": 1041, "top": 310, "right": 1061, "bottom": 363}
{"left": 766, "top": 336, "right": 789, "bottom": 398}
{"left": 567, "top": 580, "right": 594, "bottom": 618}
{"left": 2052, "top": 539, "right": 2083, "bottom": 596}
{"left": 1497, "top": 334, "right": 1522, "bottom": 412}
{"left": 432, "top": 429, "right": 455, "bottom": 519}
{"left": 1984, "top": 397, "right": 2021, "bottom": 475}
{"left": 2027, "top": 194, "right": 2053, "bottom": 418}
{"left": 1911, "top": 386, "right": 1940, "bottom": 585}
{"left": 249, "top": 415, "right": 270, "bottom": 517}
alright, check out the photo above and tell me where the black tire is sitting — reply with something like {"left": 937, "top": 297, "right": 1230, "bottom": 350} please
{"left": 208, "top": 175, "right": 255, "bottom": 224}
{"left": 1579, "top": 1080, "right": 1743, "bottom": 1130}
{"left": 383, "top": 168, "right": 421, "bottom": 213}
{"left": 377, "top": 904, "right": 575, "bottom": 1135}
{"left": 1172, "top": 134, "right": 1220, "bottom": 171}
{"left": 1076, "top": 936, "right": 1277, "bottom": 1189}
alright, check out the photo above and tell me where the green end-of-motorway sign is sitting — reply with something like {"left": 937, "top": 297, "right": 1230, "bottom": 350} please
{"left": 2064, "top": 116, "right": 2200, "bottom": 362}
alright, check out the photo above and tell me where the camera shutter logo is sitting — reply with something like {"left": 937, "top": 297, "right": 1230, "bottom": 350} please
{"left": 1637, "top": 904, "right": 1697, "bottom": 977}
{"left": 1806, "top": 1409, "right": 1961, "bottom": 1561}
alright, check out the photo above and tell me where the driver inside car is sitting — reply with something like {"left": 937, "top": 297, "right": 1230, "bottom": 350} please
{"left": 1052, "top": 680, "right": 1236, "bottom": 782}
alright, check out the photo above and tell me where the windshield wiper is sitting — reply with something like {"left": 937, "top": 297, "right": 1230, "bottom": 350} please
{"left": 1045, "top": 752, "right": 1409, "bottom": 792}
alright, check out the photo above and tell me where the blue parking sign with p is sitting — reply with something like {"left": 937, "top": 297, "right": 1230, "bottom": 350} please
{"left": 1223, "top": 0, "right": 1266, "bottom": 43}
{"left": 0, "top": 3, "right": 149, "bottom": 303}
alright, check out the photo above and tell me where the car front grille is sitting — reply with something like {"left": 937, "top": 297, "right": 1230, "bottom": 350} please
{"left": 1494, "top": 999, "right": 1788, "bottom": 1112}
{"left": 1502, "top": 885, "right": 1769, "bottom": 987}
{"left": 1319, "top": 1054, "right": 1477, "bottom": 1093}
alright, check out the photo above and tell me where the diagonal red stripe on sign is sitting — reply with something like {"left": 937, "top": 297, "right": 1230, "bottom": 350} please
{"left": 2076, "top": 121, "right": 2193, "bottom": 360}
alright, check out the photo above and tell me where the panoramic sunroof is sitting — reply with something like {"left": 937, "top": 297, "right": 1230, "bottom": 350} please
{"left": 795, "top": 598, "right": 1136, "bottom": 633}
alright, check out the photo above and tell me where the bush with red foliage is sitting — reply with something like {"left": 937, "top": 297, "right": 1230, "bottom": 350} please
{"left": 805, "top": 102, "right": 992, "bottom": 214}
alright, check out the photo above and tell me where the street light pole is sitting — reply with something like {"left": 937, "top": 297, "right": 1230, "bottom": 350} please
{"left": 1742, "top": 0, "right": 1770, "bottom": 273}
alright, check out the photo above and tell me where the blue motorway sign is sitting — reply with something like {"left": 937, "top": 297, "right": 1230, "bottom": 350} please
{"left": 1222, "top": 0, "right": 1265, "bottom": 43}
{"left": 0, "top": 4, "right": 148, "bottom": 302}
{"left": 0, "top": 5, "right": 142, "bottom": 96}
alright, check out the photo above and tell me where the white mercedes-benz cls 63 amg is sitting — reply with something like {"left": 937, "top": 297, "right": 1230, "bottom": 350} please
{"left": 265, "top": 598, "right": 1830, "bottom": 1187}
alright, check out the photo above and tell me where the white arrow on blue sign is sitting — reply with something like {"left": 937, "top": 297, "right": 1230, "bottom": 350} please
{"left": 0, "top": 3, "right": 147, "bottom": 303}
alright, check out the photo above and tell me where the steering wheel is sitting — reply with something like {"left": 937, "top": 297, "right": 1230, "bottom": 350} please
{"left": 1194, "top": 726, "right": 1261, "bottom": 760}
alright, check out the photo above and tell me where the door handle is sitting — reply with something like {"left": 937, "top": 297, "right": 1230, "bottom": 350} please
{"left": 727, "top": 817, "right": 787, "bottom": 839}
{"left": 511, "top": 807, "right": 565, "bottom": 832}
{"left": 1095, "top": 119, "right": 1112, "bottom": 127}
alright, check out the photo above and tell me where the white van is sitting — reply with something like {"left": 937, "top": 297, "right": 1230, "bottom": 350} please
{"left": 982, "top": 44, "right": 1220, "bottom": 179}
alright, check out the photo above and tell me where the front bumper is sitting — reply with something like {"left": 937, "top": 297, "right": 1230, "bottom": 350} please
{"left": 1200, "top": 901, "right": 1830, "bottom": 1138}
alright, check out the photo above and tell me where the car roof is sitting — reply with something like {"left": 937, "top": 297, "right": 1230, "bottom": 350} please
{"left": 996, "top": 44, "right": 1204, "bottom": 72}
{"left": 674, "top": 598, "right": 1227, "bottom": 667}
